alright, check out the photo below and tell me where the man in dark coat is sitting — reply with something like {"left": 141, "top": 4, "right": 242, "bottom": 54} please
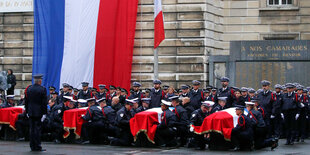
{"left": 231, "top": 106, "right": 253, "bottom": 151}
{"left": 170, "top": 96, "right": 189, "bottom": 146}
{"left": 150, "top": 79, "right": 164, "bottom": 108}
{"left": 217, "top": 77, "right": 234, "bottom": 108}
{"left": 78, "top": 82, "right": 93, "bottom": 99}
{"left": 24, "top": 74, "right": 48, "bottom": 151}
{"left": 189, "top": 80, "right": 204, "bottom": 109}
{"left": 257, "top": 80, "right": 277, "bottom": 138}
{"left": 110, "top": 99, "right": 135, "bottom": 146}
{"left": 154, "top": 100, "right": 178, "bottom": 147}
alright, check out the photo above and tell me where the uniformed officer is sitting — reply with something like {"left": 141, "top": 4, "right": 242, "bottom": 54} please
{"left": 240, "top": 87, "right": 251, "bottom": 102}
{"left": 81, "top": 98, "right": 106, "bottom": 144}
{"left": 136, "top": 98, "right": 151, "bottom": 112}
{"left": 59, "top": 83, "right": 71, "bottom": 104}
{"left": 212, "top": 97, "right": 227, "bottom": 112}
{"left": 257, "top": 80, "right": 277, "bottom": 138}
{"left": 245, "top": 102, "right": 277, "bottom": 150}
{"left": 248, "top": 88, "right": 256, "bottom": 100}
{"left": 150, "top": 80, "right": 164, "bottom": 108}
{"left": 189, "top": 80, "right": 204, "bottom": 109}
{"left": 15, "top": 111, "right": 29, "bottom": 141}
{"left": 231, "top": 106, "right": 253, "bottom": 151}
{"left": 110, "top": 99, "right": 135, "bottom": 146}
{"left": 154, "top": 100, "right": 178, "bottom": 147}
{"left": 130, "top": 98, "right": 140, "bottom": 115}
{"left": 48, "top": 86, "right": 56, "bottom": 100}
{"left": 96, "top": 84, "right": 107, "bottom": 99}
{"left": 129, "top": 82, "right": 143, "bottom": 105}
{"left": 204, "top": 89, "right": 212, "bottom": 101}
{"left": 0, "top": 95, "right": 15, "bottom": 108}
{"left": 271, "top": 84, "right": 284, "bottom": 139}
{"left": 281, "top": 83, "right": 299, "bottom": 145}
{"left": 189, "top": 101, "right": 214, "bottom": 150}
{"left": 98, "top": 98, "right": 117, "bottom": 141}
{"left": 63, "top": 96, "right": 77, "bottom": 110}
{"left": 170, "top": 96, "right": 189, "bottom": 146}
{"left": 24, "top": 74, "right": 47, "bottom": 151}
{"left": 217, "top": 77, "right": 234, "bottom": 108}
{"left": 210, "top": 87, "right": 218, "bottom": 103}
{"left": 296, "top": 86, "right": 308, "bottom": 142}
{"left": 162, "top": 85, "right": 169, "bottom": 100}
{"left": 43, "top": 98, "right": 64, "bottom": 143}
{"left": 78, "top": 82, "right": 93, "bottom": 99}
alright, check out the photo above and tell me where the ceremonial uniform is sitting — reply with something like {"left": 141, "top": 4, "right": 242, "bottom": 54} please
{"left": 150, "top": 88, "right": 163, "bottom": 108}
{"left": 111, "top": 107, "right": 134, "bottom": 146}
{"left": 82, "top": 104, "right": 106, "bottom": 144}
{"left": 189, "top": 89, "right": 204, "bottom": 110}
{"left": 281, "top": 89, "right": 299, "bottom": 145}
{"left": 231, "top": 113, "right": 253, "bottom": 150}
{"left": 24, "top": 74, "right": 48, "bottom": 151}
{"left": 173, "top": 105, "right": 189, "bottom": 145}
{"left": 257, "top": 90, "right": 277, "bottom": 137}
{"left": 43, "top": 104, "right": 64, "bottom": 143}
{"left": 155, "top": 108, "right": 177, "bottom": 146}
{"left": 217, "top": 87, "right": 234, "bottom": 108}
{"left": 78, "top": 90, "right": 92, "bottom": 100}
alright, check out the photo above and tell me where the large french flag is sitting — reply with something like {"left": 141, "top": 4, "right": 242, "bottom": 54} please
{"left": 33, "top": 0, "right": 138, "bottom": 91}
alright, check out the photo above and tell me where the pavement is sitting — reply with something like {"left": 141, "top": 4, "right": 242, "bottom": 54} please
{"left": 0, "top": 139, "right": 309, "bottom": 155}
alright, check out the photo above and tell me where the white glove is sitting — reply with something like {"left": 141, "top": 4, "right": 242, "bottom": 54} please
{"left": 281, "top": 113, "right": 284, "bottom": 119}
{"left": 190, "top": 126, "right": 194, "bottom": 132}
{"left": 41, "top": 114, "right": 46, "bottom": 122}
{"left": 26, "top": 114, "right": 29, "bottom": 118}
{"left": 300, "top": 103, "right": 305, "bottom": 108}
{"left": 295, "top": 114, "right": 300, "bottom": 120}
{"left": 306, "top": 116, "right": 309, "bottom": 119}
{"left": 270, "top": 115, "right": 275, "bottom": 119}
{"left": 81, "top": 114, "right": 85, "bottom": 118}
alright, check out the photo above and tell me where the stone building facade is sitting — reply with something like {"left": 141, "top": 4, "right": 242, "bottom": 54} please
{"left": 1, "top": 0, "right": 310, "bottom": 94}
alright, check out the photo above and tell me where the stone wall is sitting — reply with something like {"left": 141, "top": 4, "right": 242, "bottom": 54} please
{"left": 1, "top": 0, "right": 310, "bottom": 94}
{"left": 0, "top": 12, "right": 33, "bottom": 95}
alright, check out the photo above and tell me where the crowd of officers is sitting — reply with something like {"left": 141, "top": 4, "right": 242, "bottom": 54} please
{"left": 0, "top": 77, "right": 309, "bottom": 151}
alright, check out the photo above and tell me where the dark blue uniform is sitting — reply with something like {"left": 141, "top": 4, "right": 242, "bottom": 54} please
{"left": 247, "top": 109, "right": 274, "bottom": 149}
{"left": 128, "top": 91, "right": 143, "bottom": 105}
{"left": 111, "top": 107, "right": 134, "bottom": 146}
{"left": 257, "top": 91, "right": 277, "bottom": 137}
{"left": 78, "top": 90, "right": 92, "bottom": 100}
{"left": 96, "top": 92, "right": 107, "bottom": 100}
{"left": 189, "top": 89, "right": 204, "bottom": 109}
{"left": 231, "top": 113, "right": 253, "bottom": 150}
{"left": 217, "top": 87, "right": 234, "bottom": 108}
{"left": 25, "top": 84, "right": 48, "bottom": 151}
{"left": 281, "top": 92, "right": 299, "bottom": 144}
{"left": 155, "top": 109, "right": 177, "bottom": 146}
{"left": 82, "top": 105, "right": 106, "bottom": 143}
{"left": 189, "top": 109, "right": 208, "bottom": 149}
{"left": 296, "top": 94, "right": 308, "bottom": 141}
{"left": 150, "top": 88, "right": 163, "bottom": 108}
{"left": 271, "top": 92, "right": 283, "bottom": 138}
{"left": 173, "top": 105, "right": 189, "bottom": 145}
{"left": 42, "top": 104, "right": 63, "bottom": 142}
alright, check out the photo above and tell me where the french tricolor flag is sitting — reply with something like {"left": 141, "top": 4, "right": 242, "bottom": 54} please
{"left": 33, "top": 0, "right": 138, "bottom": 91}
{"left": 154, "top": 0, "right": 165, "bottom": 49}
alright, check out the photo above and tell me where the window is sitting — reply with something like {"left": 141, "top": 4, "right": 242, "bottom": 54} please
{"left": 268, "top": 0, "right": 293, "bottom": 5}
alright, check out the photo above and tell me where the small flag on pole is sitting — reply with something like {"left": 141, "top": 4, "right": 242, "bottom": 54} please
{"left": 154, "top": 0, "right": 165, "bottom": 49}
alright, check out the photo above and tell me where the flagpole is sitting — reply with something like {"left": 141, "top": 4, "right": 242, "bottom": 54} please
{"left": 154, "top": 48, "right": 159, "bottom": 79}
